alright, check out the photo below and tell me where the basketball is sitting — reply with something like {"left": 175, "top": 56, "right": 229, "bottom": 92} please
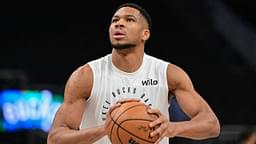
{"left": 107, "top": 101, "right": 160, "bottom": 144}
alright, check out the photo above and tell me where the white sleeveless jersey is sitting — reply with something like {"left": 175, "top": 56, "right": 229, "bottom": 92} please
{"left": 80, "top": 53, "right": 170, "bottom": 144}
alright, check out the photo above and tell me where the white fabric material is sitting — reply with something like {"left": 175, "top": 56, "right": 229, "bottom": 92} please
{"left": 80, "top": 53, "right": 170, "bottom": 144}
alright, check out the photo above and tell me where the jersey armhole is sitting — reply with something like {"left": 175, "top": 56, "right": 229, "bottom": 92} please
{"left": 85, "top": 62, "right": 97, "bottom": 103}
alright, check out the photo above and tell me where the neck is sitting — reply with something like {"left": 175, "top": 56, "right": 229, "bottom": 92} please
{"left": 111, "top": 47, "right": 144, "bottom": 73}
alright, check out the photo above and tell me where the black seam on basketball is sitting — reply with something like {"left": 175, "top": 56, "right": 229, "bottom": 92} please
{"left": 109, "top": 104, "right": 145, "bottom": 143}
{"left": 109, "top": 112, "right": 121, "bottom": 142}
{"left": 117, "top": 118, "right": 156, "bottom": 143}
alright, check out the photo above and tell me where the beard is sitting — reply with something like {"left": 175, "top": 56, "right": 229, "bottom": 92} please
{"left": 111, "top": 43, "right": 136, "bottom": 50}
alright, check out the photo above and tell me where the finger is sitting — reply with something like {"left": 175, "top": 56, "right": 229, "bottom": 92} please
{"left": 147, "top": 108, "right": 161, "bottom": 117}
{"left": 154, "top": 137, "right": 162, "bottom": 144}
{"left": 108, "top": 103, "right": 121, "bottom": 114}
{"left": 156, "top": 136, "right": 165, "bottom": 144}
{"left": 150, "top": 124, "right": 163, "bottom": 137}
{"left": 154, "top": 126, "right": 169, "bottom": 144}
{"left": 149, "top": 117, "right": 162, "bottom": 128}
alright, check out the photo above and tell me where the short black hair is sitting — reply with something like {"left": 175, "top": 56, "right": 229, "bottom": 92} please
{"left": 116, "top": 3, "right": 152, "bottom": 30}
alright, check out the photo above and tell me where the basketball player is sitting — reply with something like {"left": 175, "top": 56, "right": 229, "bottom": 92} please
{"left": 47, "top": 3, "right": 220, "bottom": 144}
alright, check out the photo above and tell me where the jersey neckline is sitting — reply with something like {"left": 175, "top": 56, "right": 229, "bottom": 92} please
{"left": 110, "top": 53, "right": 147, "bottom": 77}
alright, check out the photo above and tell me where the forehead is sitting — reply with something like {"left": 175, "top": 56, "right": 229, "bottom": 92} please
{"left": 113, "top": 7, "right": 141, "bottom": 18}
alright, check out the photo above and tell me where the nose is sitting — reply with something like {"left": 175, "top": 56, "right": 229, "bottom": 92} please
{"left": 114, "top": 19, "right": 125, "bottom": 28}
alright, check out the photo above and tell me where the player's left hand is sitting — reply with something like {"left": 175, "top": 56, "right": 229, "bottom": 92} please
{"left": 147, "top": 108, "right": 175, "bottom": 144}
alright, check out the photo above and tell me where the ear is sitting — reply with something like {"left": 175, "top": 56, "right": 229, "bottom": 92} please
{"left": 142, "top": 29, "right": 150, "bottom": 41}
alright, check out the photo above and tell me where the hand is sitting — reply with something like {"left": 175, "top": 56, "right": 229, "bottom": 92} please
{"left": 147, "top": 108, "right": 175, "bottom": 144}
{"left": 104, "top": 102, "right": 121, "bottom": 135}
{"left": 104, "top": 98, "right": 140, "bottom": 134}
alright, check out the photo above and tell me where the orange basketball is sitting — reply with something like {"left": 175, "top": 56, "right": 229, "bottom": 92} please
{"left": 107, "top": 101, "right": 159, "bottom": 144}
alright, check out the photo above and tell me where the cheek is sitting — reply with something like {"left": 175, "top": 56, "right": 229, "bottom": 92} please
{"left": 133, "top": 31, "right": 144, "bottom": 40}
{"left": 109, "top": 25, "right": 114, "bottom": 34}
{"left": 108, "top": 28, "right": 113, "bottom": 39}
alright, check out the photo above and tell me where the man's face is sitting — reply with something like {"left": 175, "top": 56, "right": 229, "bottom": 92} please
{"left": 109, "top": 7, "right": 149, "bottom": 49}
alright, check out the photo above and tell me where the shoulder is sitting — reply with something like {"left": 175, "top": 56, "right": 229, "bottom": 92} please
{"left": 64, "top": 64, "right": 93, "bottom": 102}
{"left": 88, "top": 54, "right": 111, "bottom": 65}
{"left": 68, "top": 64, "right": 93, "bottom": 83}
{"left": 67, "top": 53, "right": 111, "bottom": 89}
{"left": 145, "top": 54, "right": 168, "bottom": 62}
{"left": 144, "top": 54, "right": 170, "bottom": 68}
{"left": 87, "top": 54, "right": 111, "bottom": 72}
{"left": 167, "top": 63, "right": 186, "bottom": 75}
{"left": 167, "top": 63, "right": 193, "bottom": 91}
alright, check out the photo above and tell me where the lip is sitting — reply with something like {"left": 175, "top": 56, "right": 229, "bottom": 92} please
{"left": 113, "top": 30, "right": 126, "bottom": 40}
{"left": 114, "top": 30, "right": 125, "bottom": 35}
{"left": 113, "top": 35, "right": 125, "bottom": 39}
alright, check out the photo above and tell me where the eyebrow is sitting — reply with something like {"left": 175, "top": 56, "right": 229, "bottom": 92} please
{"left": 112, "top": 14, "right": 137, "bottom": 19}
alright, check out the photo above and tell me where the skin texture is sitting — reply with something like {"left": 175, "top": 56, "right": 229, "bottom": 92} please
{"left": 47, "top": 5, "right": 220, "bottom": 144}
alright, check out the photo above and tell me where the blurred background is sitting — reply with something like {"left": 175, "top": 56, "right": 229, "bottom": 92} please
{"left": 0, "top": 0, "right": 255, "bottom": 143}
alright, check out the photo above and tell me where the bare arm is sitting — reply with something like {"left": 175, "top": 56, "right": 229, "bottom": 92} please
{"left": 167, "top": 63, "right": 220, "bottom": 139}
{"left": 47, "top": 64, "right": 107, "bottom": 144}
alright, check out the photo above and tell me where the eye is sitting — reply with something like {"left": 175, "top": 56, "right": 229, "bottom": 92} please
{"left": 111, "top": 18, "right": 119, "bottom": 23}
{"left": 127, "top": 18, "right": 135, "bottom": 22}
